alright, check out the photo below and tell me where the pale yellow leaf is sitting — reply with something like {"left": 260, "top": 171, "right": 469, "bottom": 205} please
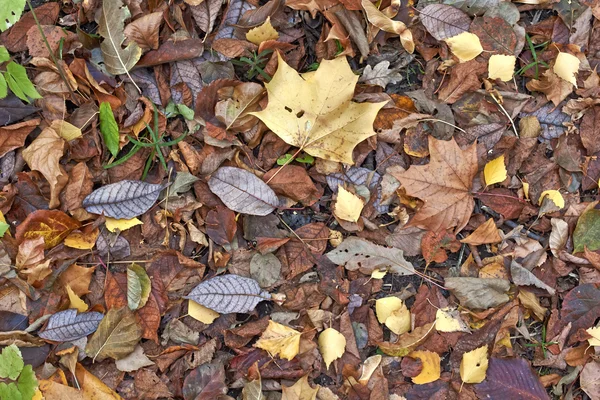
{"left": 358, "top": 355, "right": 382, "bottom": 385}
{"left": 488, "top": 54, "right": 516, "bottom": 82}
{"left": 371, "top": 269, "right": 387, "bottom": 279}
{"left": 66, "top": 285, "right": 88, "bottom": 312}
{"left": 64, "top": 229, "right": 99, "bottom": 250}
{"left": 50, "top": 120, "right": 82, "bottom": 141}
{"left": 361, "top": 0, "right": 414, "bottom": 53}
{"left": 282, "top": 375, "right": 319, "bottom": 400}
{"left": 254, "top": 320, "right": 302, "bottom": 361}
{"left": 554, "top": 52, "right": 580, "bottom": 87}
{"left": 385, "top": 304, "right": 411, "bottom": 335}
{"left": 484, "top": 154, "right": 507, "bottom": 185}
{"left": 538, "top": 190, "right": 564, "bottom": 209}
{"left": 523, "top": 181, "right": 530, "bottom": 199}
{"left": 251, "top": 54, "right": 386, "bottom": 164}
{"left": 586, "top": 326, "right": 600, "bottom": 346}
{"left": 105, "top": 217, "right": 143, "bottom": 233}
{"left": 445, "top": 32, "right": 483, "bottom": 62}
{"left": 246, "top": 17, "right": 279, "bottom": 45}
{"left": 318, "top": 328, "right": 346, "bottom": 368}
{"left": 460, "top": 345, "right": 489, "bottom": 384}
{"left": 435, "top": 307, "right": 470, "bottom": 333}
{"left": 409, "top": 350, "right": 441, "bottom": 384}
{"left": 375, "top": 297, "right": 403, "bottom": 323}
{"left": 333, "top": 186, "right": 364, "bottom": 222}
{"left": 188, "top": 300, "right": 219, "bottom": 324}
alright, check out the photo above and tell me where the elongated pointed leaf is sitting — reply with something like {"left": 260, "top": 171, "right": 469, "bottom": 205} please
{"left": 184, "top": 274, "right": 271, "bottom": 314}
{"left": 38, "top": 309, "right": 103, "bottom": 342}
{"left": 98, "top": 0, "right": 142, "bottom": 75}
{"left": 86, "top": 307, "right": 142, "bottom": 361}
{"left": 99, "top": 102, "right": 119, "bottom": 157}
{"left": 208, "top": 167, "right": 279, "bottom": 216}
{"left": 420, "top": 4, "right": 471, "bottom": 41}
{"left": 83, "top": 180, "right": 167, "bottom": 219}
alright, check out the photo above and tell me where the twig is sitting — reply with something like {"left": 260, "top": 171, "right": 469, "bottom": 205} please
{"left": 488, "top": 91, "right": 519, "bottom": 137}
{"left": 468, "top": 244, "right": 483, "bottom": 268}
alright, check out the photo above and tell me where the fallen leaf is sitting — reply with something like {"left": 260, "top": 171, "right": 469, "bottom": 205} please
{"left": 105, "top": 217, "right": 143, "bottom": 233}
{"left": 127, "top": 263, "right": 151, "bottom": 311}
{"left": 64, "top": 228, "right": 99, "bottom": 250}
{"left": 444, "top": 277, "right": 510, "bottom": 310}
{"left": 361, "top": 0, "right": 414, "bottom": 53}
{"left": 460, "top": 345, "right": 489, "bottom": 384}
{"left": 538, "top": 189, "right": 565, "bottom": 209}
{"left": 474, "top": 357, "right": 549, "bottom": 399}
{"left": 562, "top": 284, "right": 600, "bottom": 333}
{"left": 246, "top": 17, "right": 279, "bottom": 45}
{"left": 39, "top": 309, "right": 104, "bottom": 342}
{"left": 282, "top": 375, "right": 319, "bottom": 400}
{"left": 22, "top": 126, "right": 67, "bottom": 208}
{"left": 188, "top": 300, "right": 220, "bottom": 324}
{"left": 99, "top": 0, "right": 142, "bottom": 77}
{"left": 375, "top": 297, "right": 411, "bottom": 335}
{"left": 573, "top": 207, "right": 600, "bottom": 252}
{"left": 510, "top": 260, "right": 556, "bottom": 295}
{"left": 359, "top": 61, "right": 403, "bottom": 88}
{"left": 251, "top": 53, "right": 386, "bottom": 164}
{"left": 333, "top": 186, "right": 364, "bottom": 222}
{"left": 420, "top": 4, "right": 471, "bottom": 40}
{"left": 395, "top": 137, "right": 477, "bottom": 233}
{"left": 460, "top": 219, "right": 502, "bottom": 246}
{"left": 319, "top": 328, "right": 346, "bottom": 368}
{"left": 484, "top": 154, "right": 507, "bottom": 185}
{"left": 554, "top": 52, "right": 580, "bottom": 87}
{"left": 581, "top": 361, "right": 600, "bottom": 400}
{"left": 488, "top": 54, "right": 516, "bottom": 81}
{"left": 66, "top": 285, "right": 88, "bottom": 312}
{"left": 83, "top": 180, "right": 167, "bottom": 219}
{"left": 86, "top": 307, "right": 142, "bottom": 362}
{"left": 254, "top": 320, "right": 301, "bottom": 360}
{"left": 15, "top": 210, "right": 80, "bottom": 249}
{"left": 445, "top": 32, "right": 483, "bottom": 62}
{"left": 435, "top": 307, "right": 470, "bottom": 333}
{"left": 124, "top": 11, "right": 163, "bottom": 51}
{"left": 0, "top": 118, "right": 39, "bottom": 158}
{"left": 378, "top": 322, "right": 435, "bottom": 356}
{"left": 409, "top": 350, "right": 441, "bottom": 384}
{"left": 115, "top": 345, "right": 155, "bottom": 372}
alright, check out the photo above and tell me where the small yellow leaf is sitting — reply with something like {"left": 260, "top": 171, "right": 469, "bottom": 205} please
{"left": 460, "top": 345, "right": 489, "bottom": 384}
{"left": 586, "top": 326, "right": 600, "bottom": 346}
{"left": 333, "top": 186, "right": 364, "bottom": 222}
{"left": 358, "top": 355, "right": 382, "bottom": 385}
{"left": 385, "top": 304, "right": 411, "bottom": 335}
{"left": 445, "top": 32, "right": 483, "bottom": 62}
{"left": 246, "top": 17, "right": 279, "bottom": 45}
{"left": 554, "top": 52, "right": 580, "bottom": 87}
{"left": 50, "top": 120, "right": 82, "bottom": 141}
{"left": 188, "top": 300, "right": 220, "bottom": 324}
{"left": 409, "top": 350, "right": 441, "bottom": 384}
{"left": 254, "top": 320, "right": 302, "bottom": 361}
{"left": 538, "top": 190, "right": 565, "bottom": 209}
{"left": 371, "top": 269, "right": 387, "bottom": 279}
{"left": 64, "top": 229, "right": 99, "bottom": 250}
{"left": 375, "top": 297, "right": 403, "bottom": 323}
{"left": 435, "top": 307, "right": 470, "bottom": 333}
{"left": 318, "top": 328, "right": 346, "bottom": 368}
{"left": 484, "top": 155, "right": 507, "bottom": 185}
{"left": 105, "top": 217, "right": 143, "bottom": 233}
{"left": 523, "top": 181, "right": 530, "bottom": 199}
{"left": 488, "top": 54, "right": 516, "bottom": 82}
{"left": 66, "top": 285, "right": 88, "bottom": 312}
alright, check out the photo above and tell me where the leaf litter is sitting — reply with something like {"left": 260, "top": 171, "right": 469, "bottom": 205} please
{"left": 1, "top": 0, "right": 599, "bottom": 397}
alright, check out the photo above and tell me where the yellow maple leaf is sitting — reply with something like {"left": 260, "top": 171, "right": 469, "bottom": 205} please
{"left": 484, "top": 154, "right": 507, "bottom": 186}
{"left": 488, "top": 54, "right": 516, "bottom": 82}
{"left": 255, "top": 320, "right": 302, "bottom": 361}
{"left": 554, "top": 52, "right": 580, "bottom": 87}
{"left": 188, "top": 299, "right": 219, "bottom": 324}
{"left": 246, "top": 17, "right": 279, "bottom": 45}
{"left": 66, "top": 285, "right": 88, "bottom": 312}
{"left": 105, "top": 217, "right": 143, "bottom": 233}
{"left": 445, "top": 32, "right": 483, "bottom": 62}
{"left": 318, "top": 328, "right": 346, "bottom": 368}
{"left": 409, "top": 350, "right": 441, "bottom": 384}
{"left": 251, "top": 54, "right": 386, "bottom": 164}
{"left": 333, "top": 186, "right": 364, "bottom": 222}
{"left": 460, "top": 345, "right": 489, "bottom": 384}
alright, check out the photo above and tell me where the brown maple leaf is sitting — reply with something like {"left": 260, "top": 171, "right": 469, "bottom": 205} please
{"left": 394, "top": 137, "right": 477, "bottom": 233}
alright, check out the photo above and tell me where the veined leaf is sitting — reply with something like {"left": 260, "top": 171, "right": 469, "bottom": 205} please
{"left": 86, "top": 307, "right": 142, "bottom": 361}
{"left": 38, "top": 309, "right": 104, "bottom": 342}
{"left": 127, "top": 263, "right": 151, "bottom": 310}
{"left": 99, "top": 102, "right": 120, "bottom": 157}
{"left": 83, "top": 180, "right": 167, "bottom": 219}
{"left": 5, "top": 62, "right": 41, "bottom": 103}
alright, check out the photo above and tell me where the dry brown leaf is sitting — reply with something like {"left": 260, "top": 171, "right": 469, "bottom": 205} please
{"left": 395, "top": 137, "right": 478, "bottom": 233}
{"left": 124, "top": 12, "right": 164, "bottom": 51}
{"left": 460, "top": 219, "right": 502, "bottom": 246}
{"left": 0, "top": 119, "right": 40, "bottom": 158}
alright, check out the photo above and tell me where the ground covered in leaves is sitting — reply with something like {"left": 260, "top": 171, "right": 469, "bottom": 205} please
{"left": 1, "top": 0, "right": 600, "bottom": 398}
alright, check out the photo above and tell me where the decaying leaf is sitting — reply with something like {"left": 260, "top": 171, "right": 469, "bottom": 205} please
{"left": 445, "top": 277, "right": 510, "bottom": 310}
{"left": 333, "top": 186, "right": 364, "bottom": 222}
{"left": 554, "top": 52, "right": 579, "bottom": 87}
{"left": 409, "top": 350, "right": 441, "bottom": 384}
{"left": 15, "top": 210, "right": 80, "bottom": 249}
{"left": 460, "top": 345, "right": 489, "bottom": 384}
{"left": 435, "top": 307, "right": 470, "bottom": 333}
{"left": 39, "top": 309, "right": 104, "bottom": 342}
{"left": 251, "top": 54, "right": 386, "bottom": 164}
{"left": 359, "top": 61, "right": 403, "bottom": 88}
{"left": 99, "top": 0, "right": 142, "bottom": 77}
{"left": 86, "top": 307, "right": 142, "bottom": 361}
{"left": 83, "top": 180, "right": 167, "bottom": 219}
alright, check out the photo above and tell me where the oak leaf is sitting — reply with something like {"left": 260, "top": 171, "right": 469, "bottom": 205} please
{"left": 251, "top": 54, "right": 386, "bottom": 164}
{"left": 395, "top": 137, "right": 477, "bottom": 233}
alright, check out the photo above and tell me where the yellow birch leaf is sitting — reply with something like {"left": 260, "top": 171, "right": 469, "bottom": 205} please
{"left": 445, "top": 32, "right": 483, "bottom": 62}
{"left": 254, "top": 320, "right": 302, "bottom": 361}
{"left": 50, "top": 120, "right": 82, "bottom": 141}
{"left": 385, "top": 304, "right": 411, "bottom": 335}
{"left": 554, "top": 52, "right": 580, "bottom": 87}
{"left": 409, "top": 350, "right": 441, "bottom": 384}
{"left": 318, "top": 328, "right": 346, "bottom": 368}
{"left": 523, "top": 181, "right": 530, "bottom": 199}
{"left": 246, "top": 17, "right": 279, "bottom": 45}
{"left": 538, "top": 190, "right": 565, "bottom": 209}
{"left": 105, "top": 217, "right": 143, "bottom": 233}
{"left": 188, "top": 299, "right": 219, "bottom": 324}
{"left": 586, "top": 326, "right": 600, "bottom": 346}
{"left": 250, "top": 54, "right": 386, "bottom": 164}
{"left": 64, "top": 229, "right": 99, "bottom": 250}
{"left": 488, "top": 54, "right": 516, "bottom": 82}
{"left": 375, "top": 297, "right": 403, "bottom": 323}
{"left": 484, "top": 154, "right": 507, "bottom": 185}
{"left": 333, "top": 186, "right": 364, "bottom": 222}
{"left": 435, "top": 307, "right": 470, "bottom": 333}
{"left": 460, "top": 345, "right": 489, "bottom": 384}
{"left": 66, "top": 285, "right": 88, "bottom": 312}
{"left": 371, "top": 269, "right": 387, "bottom": 279}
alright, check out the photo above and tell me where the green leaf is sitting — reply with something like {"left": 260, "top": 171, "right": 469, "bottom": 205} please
{"left": 0, "top": 221, "right": 9, "bottom": 238}
{"left": 574, "top": 208, "right": 600, "bottom": 253}
{"left": 127, "top": 263, "right": 151, "bottom": 310}
{"left": 295, "top": 154, "right": 315, "bottom": 164}
{"left": 0, "top": 382, "right": 22, "bottom": 400}
{"left": 0, "top": 0, "right": 25, "bottom": 32}
{"left": 0, "top": 345, "right": 24, "bottom": 380}
{"left": 0, "top": 46, "right": 10, "bottom": 63}
{"left": 99, "top": 102, "right": 120, "bottom": 157}
{"left": 276, "top": 154, "right": 293, "bottom": 166}
{"left": 0, "top": 73, "right": 7, "bottom": 99}
{"left": 5, "top": 62, "right": 41, "bottom": 103}
{"left": 17, "top": 365, "right": 37, "bottom": 400}
{"left": 176, "top": 104, "right": 195, "bottom": 120}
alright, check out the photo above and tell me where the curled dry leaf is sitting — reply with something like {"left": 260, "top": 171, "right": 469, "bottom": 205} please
{"left": 83, "top": 180, "right": 167, "bottom": 219}
{"left": 444, "top": 277, "right": 510, "bottom": 310}
{"left": 361, "top": 0, "right": 414, "bottom": 53}
{"left": 123, "top": 11, "right": 163, "bottom": 51}
{"left": 460, "top": 219, "right": 502, "bottom": 246}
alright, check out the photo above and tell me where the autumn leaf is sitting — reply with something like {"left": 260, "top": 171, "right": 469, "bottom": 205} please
{"left": 15, "top": 210, "right": 80, "bottom": 249}
{"left": 251, "top": 54, "right": 386, "bottom": 164}
{"left": 409, "top": 350, "right": 441, "bottom": 384}
{"left": 0, "top": 118, "right": 39, "bottom": 158}
{"left": 395, "top": 137, "right": 478, "bottom": 233}
{"left": 254, "top": 320, "right": 302, "bottom": 361}
{"left": 318, "top": 328, "right": 346, "bottom": 368}
{"left": 282, "top": 375, "right": 319, "bottom": 400}
{"left": 460, "top": 345, "right": 489, "bottom": 384}
{"left": 86, "top": 307, "right": 142, "bottom": 362}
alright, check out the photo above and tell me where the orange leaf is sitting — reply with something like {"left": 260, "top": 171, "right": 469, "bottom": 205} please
{"left": 15, "top": 210, "right": 80, "bottom": 249}
{"left": 460, "top": 218, "right": 502, "bottom": 246}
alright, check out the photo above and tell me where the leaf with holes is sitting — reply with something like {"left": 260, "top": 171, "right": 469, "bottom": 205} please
{"left": 83, "top": 180, "right": 167, "bottom": 219}
{"left": 420, "top": 4, "right": 471, "bottom": 40}
{"left": 326, "top": 236, "right": 415, "bottom": 276}
{"left": 38, "top": 309, "right": 104, "bottom": 342}
{"left": 208, "top": 167, "right": 279, "bottom": 216}
{"left": 184, "top": 274, "right": 272, "bottom": 314}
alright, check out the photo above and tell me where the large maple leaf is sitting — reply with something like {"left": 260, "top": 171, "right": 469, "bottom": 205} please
{"left": 251, "top": 54, "right": 386, "bottom": 164}
{"left": 395, "top": 137, "right": 477, "bottom": 233}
